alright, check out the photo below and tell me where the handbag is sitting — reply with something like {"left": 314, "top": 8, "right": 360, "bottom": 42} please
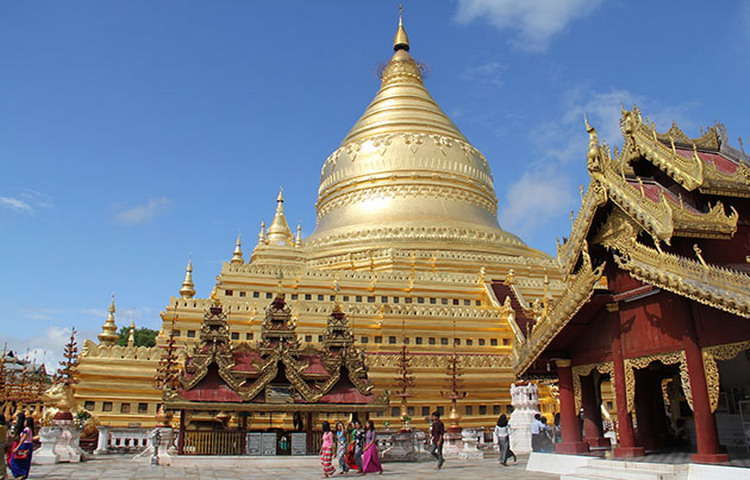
{"left": 13, "top": 447, "right": 29, "bottom": 460}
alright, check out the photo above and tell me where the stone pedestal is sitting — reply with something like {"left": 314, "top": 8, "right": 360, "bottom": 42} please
{"left": 93, "top": 426, "right": 110, "bottom": 455}
{"left": 442, "top": 428, "right": 463, "bottom": 458}
{"left": 54, "top": 422, "right": 83, "bottom": 463}
{"left": 458, "top": 428, "right": 484, "bottom": 459}
{"left": 381, "top": 430, "right": 417, "bottom": 462}
{"left": 509, "top": 382, "right": 540, "bottom": 454}
{"left": 33, "top": 426, "right": 62, "bottom": 465}
{"left": 133, "top": 427, "right": 175, "bottom": 465}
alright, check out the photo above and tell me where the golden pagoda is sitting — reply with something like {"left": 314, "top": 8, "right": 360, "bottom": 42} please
{"left": 74, "top": 15, "right": 561, "bottom": 429}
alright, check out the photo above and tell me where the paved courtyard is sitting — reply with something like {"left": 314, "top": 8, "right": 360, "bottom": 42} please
{"left": 27, "top": 454, "right": 557, "bottom": 480}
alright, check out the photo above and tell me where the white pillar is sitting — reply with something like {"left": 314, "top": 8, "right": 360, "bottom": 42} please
{"left": 94, "top": 426, "right": 110, "bottom": 455}
{"left": 32, "top": 426, "right": 61, "bottom": 465}
{"left": 509, "top": 382, "right": 540, "bottom": 455}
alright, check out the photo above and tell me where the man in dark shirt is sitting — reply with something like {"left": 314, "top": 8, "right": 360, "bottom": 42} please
{"left": 430, "top": 411, "right": 445, "bottom": 469}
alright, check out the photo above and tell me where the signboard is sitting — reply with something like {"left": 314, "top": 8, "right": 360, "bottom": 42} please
{"left": 246, "top": 432, "right": 262, "bottom": 456}
{"left": 261, "top": 432, "right": 277, "bottom": 456}
{"left": 265, "top": 385, "right": 293, "bottom": 403}
{"left": 291, "top": 432, "right": 307, "bottom": 456}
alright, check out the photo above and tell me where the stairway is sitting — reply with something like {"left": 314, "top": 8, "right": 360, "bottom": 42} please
{"left": 562, "top": 458, "right": 689, "bottom": 480}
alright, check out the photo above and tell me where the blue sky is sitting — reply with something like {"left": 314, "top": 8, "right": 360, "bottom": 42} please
{"left": 2, "top": 1, "right": 750, "bottom": 363}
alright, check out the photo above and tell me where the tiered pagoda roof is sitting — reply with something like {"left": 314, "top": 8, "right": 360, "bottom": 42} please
{"left": 166, "top": 292, "right": 386, "bottom": 412}
{"left": 511, "top": 107, "right": 750, "bottom": 376}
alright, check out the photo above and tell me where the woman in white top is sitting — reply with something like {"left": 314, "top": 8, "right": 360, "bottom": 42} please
{"left": 493, "top": 414, "right": 516, "bottom": 466}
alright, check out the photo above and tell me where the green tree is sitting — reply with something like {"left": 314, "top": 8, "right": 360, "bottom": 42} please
{"left": 116, "top": 327, "right": 158, "bottom": 347}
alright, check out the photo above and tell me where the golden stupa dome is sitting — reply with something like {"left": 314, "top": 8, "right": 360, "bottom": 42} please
{"left": 307, "top": 18, "right": 540, "bottom": 259}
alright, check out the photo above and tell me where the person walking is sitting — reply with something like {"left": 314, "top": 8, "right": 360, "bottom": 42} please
{"left": 360, "top": 420, "right": 383, "bottom": 474}
{"left": 530, "top": 413, "right": 544, "bottom": 452}
{"left": 8, "top": 417, "right": 33, "bottom": 480}
{"left": 352, "top": 420, "right": 365, "bottom": 472}
{"left": 429, "top": 411, "right": 445, "bottom": 470}
{"left": 320, "top": 421, "right": 336, "bottom": 478}
{"left": 334, "top": 421, "right": 349, "bottom": 475}
{"left": 493, "top": 414, "right": 514, "bottom": 466}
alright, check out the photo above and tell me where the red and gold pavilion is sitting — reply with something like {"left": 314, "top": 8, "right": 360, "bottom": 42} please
{"left": 164, "top": 290, "right": 387, "bottom": 455}
{"left": 512, "top": 107, "right": 749, "bottom": 464}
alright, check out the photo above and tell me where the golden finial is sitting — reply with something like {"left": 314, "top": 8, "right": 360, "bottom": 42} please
{"left": 179, "top": 259, "right": 196, "bottom": 299}
{"left": 294, "top": 225, "right": 302, "bottom": 248}
{"left": 267, "top": 188, "right": 293, "bottom": 245}
{"left": 210, "top": 286, "right": 220, "bottom": 305}
{"left": 393, "top": 4, "right": 410, "bottom": 51}
{"left": 230, "top": 234, "right": 244, "bottom": 264}
{"left": 257, "top": 221, "right": 267, "bottom": 245}
{"left": 98, "top": 294, "right": 119, "bottom": 346}
{"left": 693, "top": 244, "right": 708, "bottom": 268}
{"left": 127, "top": 320, "right": 136, "bottom": 347}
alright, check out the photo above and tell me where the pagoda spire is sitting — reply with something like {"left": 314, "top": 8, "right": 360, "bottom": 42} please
{"left": 230, "top": 234, "right": 244, "bottom": 264}
{"left": 127, "top": 320, "right": 136, "bottom": 347}
{"left": 257, "top": 221, "right": 267, "bottom": 245}
{"left": 179, "top": 259, "right": 196, "bottom": 299}
{"left": 98, "top": 294, "right": 119, "bottom": 346}
{"left": 266, "top": 188, "right": 293, "bottom": 246}
{"left": 393, "top": 5, "right": 410, "bottom": 51}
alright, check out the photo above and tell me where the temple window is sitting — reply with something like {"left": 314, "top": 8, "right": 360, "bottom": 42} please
{"left": 441, "top": 298, "right": 448, "bottom": 305}
{"left": 317, "top": 295, "right": 324, "bottom": 301}
{"left": 607, "top": 401, "right": 614, "bottom": 410}
{"left": 440, "top": 338, "right": 449, "bottom": 345}
{"left": 356, "top": 296, "right": 363, "bottom": 302}
{"left": 367, "top": 296, "right": 375, "bottom": 303}
{"left": 305, "top": 294, "right": 312, "bottom": 300}
{"left": 239, "top": 291, "right": 245, "bottom": 297}
{"left": 374, "top": 336, "right": 383, "bottom": 344}
{"left": 381, "top": 296, "right": 388, "bottom": 303}
{"left": 266, "top": 292, "right": 272, "bottom": 299}
{"left": 417, "top": 297, "right": 425, "bottom": 304}
{"left": 253, "top": 291, "right": 259, "bottom": 298}
{"left": 404, "top": 337, "right": 410, "bottom": 344}
{"left": 465, "top": 405, "right": 473, "bottom": 415}
{"left": 502, "top": 338, "right": 510, "bottom": 346}
{"left": 329, "top": 295, "right": 335, "bottom": 301}
{"left": 375, "top": 410, "right": 383, "bottom": 417}
{"left": 343, "top": 295, "right": 350, "bottom": 302}
{"left": 120, "top": 403, "right": 131, "bottom": 414}
{"left": 421, "top": 406, "right": 430, "bottom": 416}
{"left": 84, "top": 401, "right": 95, "bottom": 411}
{"left": 138, "top": 403, "right": 148, "bottom": 414}
{"left": 245, "top": 333, "right": 253, "bottom": 340}
{"left": 479, "top": 405, "right": 487, "bottom": 415}
{"left": 172, "top": 330, "right": 180, "bottom": 337}
{"left": 429, "top": 298, "right": 436, "bottom": 304}
{"left": 490, "top": 339, "right": 498, "bottom": 346}
{"left": 391, "top": 407, "right": 399, "bottom": 417}
{"left": 453, "top": 338, "right": 460, "bottom": 345}
{"left": 103, "top": 402, "right": 113, "bottom": 412}
{"left": 506, "top": 405, "right": 514, "bottom": 414}
{"left": 318, "top": 335, "right": 324, "bottom": 342}
{"left": 361, "top": 336, "right": 369, "bottom": 343}
{"left": 225, "top": 290, "right": 233, "bottom": 296}
{"left": 478, "top": 339, "right": 486, "bottom": 346}
{"left": 415, "top": 337, "right": 423, "bottom": 345}
{"left": 493, "top": 405, "right": 501, "bottom": 415}
{"left": 187, "top": 330, "right": 196, "bottom": 338}
{"left": 407, "top": 407, "right": 415, "bottom": 416}
{"left": 463, "top": 299, "right": 471, "bottom": 306}
{"left": 291, "top": 294, "right": 298, "bottom": 300}
{"left": 231, "top": 332, "right": 239, "bottom": 340}
{"left": 405, "top": 297, "right": 412, "bottom": 303}
{"left": 428, "top": 337, "right": 436, "bottom": 345}
{"left": 437, "top": 406, "right": 445, "bottom": 416}
{"left": 392, "top": 297, "right": 399, "bottom": 303}
{"left": 388, "top": 336, "right": 397, "bottom": 344}
{"left": 305, "top": 335, "right": 313, "bottom": 342}
{"left": 476, "top": 300, "right": 481, "bottom": 306}
{"left": 452, "top": 299, "right": 459, "bottom": 305}
{"left": 466, "top": 339, "right": 473, "bottom": 346}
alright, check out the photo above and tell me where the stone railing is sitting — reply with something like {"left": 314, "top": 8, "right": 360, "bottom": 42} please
{"left": 93, "top": 427, "right": 151, "bottom": 454}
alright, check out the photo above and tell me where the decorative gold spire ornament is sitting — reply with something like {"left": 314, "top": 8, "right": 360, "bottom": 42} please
{"left": 266, "top": 189, "right": 293, "bottom": 246}
{"left": 257, "top": 221, "right": 267, "bottom": 245}
{"left": 393, "top": 5, "right": 409, "bottom": 51}
{"left": 127, "top": 320, "right": 136, "bottom": 347}
{"left": 179, "top": 259, "right": 196, "bottom": 299}
{"left": 230, "top": 234, "right": 244, "bottom": 264}
{"left": 97, "top": 294, "right": 119, "bottom": 346}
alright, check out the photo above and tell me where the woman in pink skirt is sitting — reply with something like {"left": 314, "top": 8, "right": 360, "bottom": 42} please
{"left": 319, "top": 421, "right": 336, "bottom": 478}
{"left": 360, "top": 420, "right": 383, "bottom": 474}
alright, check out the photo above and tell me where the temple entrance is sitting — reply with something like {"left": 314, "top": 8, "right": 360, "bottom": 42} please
{"left": 632, "top": 362, "right": 691, "bottom": 453}
{"left": 714, "top": 347, "right": 750, "bottom": 457}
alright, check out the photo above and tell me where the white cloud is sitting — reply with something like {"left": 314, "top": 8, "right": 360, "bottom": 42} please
{"left": 461, "top": 61, "right": 507, "bottom": 87}
{"left": 501, "top": 167, "right": 576, "bottom": 236}
{"left": 0, "top": 196, "right": 33, "bottom": 212}
{"left": 115, "top": 197, "right": 171, "bottom": 225}
{"left": 5, "top": 326, "right": 76, "bottom": 367}
{"left": 455, "top": 0, "right": 604, "bottom": 52}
